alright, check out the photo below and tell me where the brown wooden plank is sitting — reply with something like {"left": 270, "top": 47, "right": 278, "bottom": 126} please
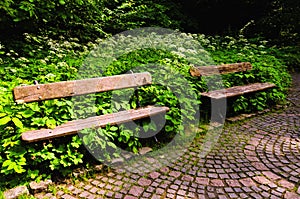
{"left": 22, "top": 106, "right": 169, "bottom": 142}
{"left": 190, "top": 62, "right": 252, "bottom": 77}
{"left": 14, "top": 72, "right": 152, "bottom": 103}
{"left": 201, "top": 82, "right": 276, "bottom": 99}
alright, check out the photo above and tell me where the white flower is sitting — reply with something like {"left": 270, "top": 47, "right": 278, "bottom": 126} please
{"left": 57, "top": 53, "right": 64, "bottom": 59}
{"left": 18, "top": 57, "right": 29, "bottom": 63}
{"left": 39, "top": 59, "right": 47, "bottom": 65}
{"left": 58, "top": 62, "right": 68, "bottom": 67}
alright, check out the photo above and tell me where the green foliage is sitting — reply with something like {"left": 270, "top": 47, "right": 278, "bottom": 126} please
{"left": 267, "top": 45, "right": 300, "bottom": 71}
{"left": 198, "top": 34, "right": 291, "bottom": 115}
{"left": 254, "top": 0, "right": 300, "bottom": 45}
{"left": 74, "top": 31, "right": 210, "bottom": 163}
{"left": 0, "top": 31, "right": 207, "bottom": 188}
{"left": 0, "top": 31, "right": 292, "bottom": 188}
{"left": 0, "top": 0, "right": 182, "bottom": 41}
{"left": 0, "top": 34, "right": 90, "bottom": 188}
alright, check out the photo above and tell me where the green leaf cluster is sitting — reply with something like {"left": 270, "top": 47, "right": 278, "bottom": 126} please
{"left": 199, "top": 35, "right": 291, "bottom": 115}
{"left": 0, "top": 31, "right": 292, "bottom": 189}
{"left": 0, "top": 0, "right": 182, "bottom": 42}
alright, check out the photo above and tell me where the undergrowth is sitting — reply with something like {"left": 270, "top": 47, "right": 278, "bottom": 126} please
{"left": 0, "top": 32, "right": 292, "bottom": 188}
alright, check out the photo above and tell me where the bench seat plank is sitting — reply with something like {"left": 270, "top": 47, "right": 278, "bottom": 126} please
{"left": 14, "top": 72, "right": 151, "bottom": 103}
{"left": 190, "top": 62, "right": 252, "bottom": 76}
{"left": 22, "top": 106, "right": 169, "bottom": 142}
{"left": 201, "top": 82, "right": 276, "bottom": 99}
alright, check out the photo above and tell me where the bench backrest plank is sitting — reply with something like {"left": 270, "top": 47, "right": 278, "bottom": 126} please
{"left": 14, "top": 72, "right": 151, "bottom": 103}
{"left": 190, "top": 62, "right": 252, "bottom": 77}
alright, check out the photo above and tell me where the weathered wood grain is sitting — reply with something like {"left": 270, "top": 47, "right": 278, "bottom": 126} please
{"left": 190, "top": 62, "right": 252, "bottom": 77}
{"left": 201, "top": 82, "right": 276, "bottom": 99}
{"left": 22, "top": 106, "right": 169, "bottom": 142}
{"left": 14, "top": 72, "right": 152, "bottom": 103}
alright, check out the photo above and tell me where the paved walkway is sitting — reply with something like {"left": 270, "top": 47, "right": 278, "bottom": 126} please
{"left": 36, "top": 74, "right": 300, "bottom": 199}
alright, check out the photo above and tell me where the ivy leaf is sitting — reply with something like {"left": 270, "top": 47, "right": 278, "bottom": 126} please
{"left": 14, "top": 165, "right": 26, "bottom": 174}
{"left": 60, "top": 158, "right": 70, "bottom": 167}
{"left": 107, "top": 141, "right": 117, "bottom": 149}
{"left": 46, "top": 118, "right": 56, "bottom": 129}
{"left": 7, "top": 161, "right": 17, "bottom": 171}
{"left": 28, "top": 169, "right": 39, "bottom": 179}
{"left": 29, "top": 103, "right": 41, "bottom": 112}
{"left": 31, "top": 117, "right": 46, "bottom": 126}
{"left": 59, "top": 0, "right": 66, "bottom": 5}
{"left": 12, "top": 117, "right": 23, "bottom": 129}
{"left": 0, "top": 116, "right": 11, "bottom": 126}
{"left": 0, "top": 113, "right": 7, "bottom": 117}
{"left": 20, "top": 109, "right": 35, "bottom": 118}
{"left": 110, "top": 126, "right": 118, "bottom": 131}
{"left": 132, "top": 146, "right": 138, "bottom": 154}
{"left": 2, "top": 159, "right": 12, "bottom": 167}
{"left": 56, "top": 101, "right": 65, "bottom": 107}
{"left": 143, "top": 123, "right": 149, "bottom": 132}
{"left": 131, "top": 101, "right": 137, "bottom": 108}
{"left": 71, "top": 142, "right": 80, "bottom": 148}
{"left": 3, "top": 106, "right": 12, "bottom": 114}
{"left": 165, "top": 115, "right": 172, "bottom": 120}
{"left": 149, "top": 122, "right": 157, "bottom": 131}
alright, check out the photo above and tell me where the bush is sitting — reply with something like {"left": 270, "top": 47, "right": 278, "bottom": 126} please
{"left": 198, "top": 35, "right": 291, "bottom": 115}
{"left": 267, "top": 45, "right": 300, "bottom": 72}
{"left": 0, "top": 31, "right": 210, "bottom": 187}
{"left": 0, "top": 34, "right": 90, "bottom": 188}
{"left": 0, "top": 32, "right": 291, "bottom": 188}
{"left": 0, "top": 0, "right": 182, "bottom": 42}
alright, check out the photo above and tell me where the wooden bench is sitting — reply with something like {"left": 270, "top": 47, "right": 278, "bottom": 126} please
{"left": 190, "top": 62, "right": 276, "bottom": 99}
{"left": 13, "top": 72, "right": 169, "bottom": 142}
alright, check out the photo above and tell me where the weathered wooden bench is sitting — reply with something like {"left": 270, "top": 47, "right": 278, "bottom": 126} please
{"left": 190, "top": 62, "right": 276, "bottom": 99}
{"left": 190, "top": 62, "right": 276, "bottom": 121}
{"left": 13, "top": 72, "right": 169, "bottom": 142}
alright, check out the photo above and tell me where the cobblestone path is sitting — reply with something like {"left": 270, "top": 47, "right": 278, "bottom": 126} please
{"left": 36, "top": 74, "right": 300, "bottom": 199}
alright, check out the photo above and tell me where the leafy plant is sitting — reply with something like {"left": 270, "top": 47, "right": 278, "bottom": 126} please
{"left": 0, "top": 31, "right": 292, "bottom": 189}
{"left": 198, "top": 34, "right": 291, "bottom": 115}
{"left": 0, "top": 0, "right": 183, "bottom": 42}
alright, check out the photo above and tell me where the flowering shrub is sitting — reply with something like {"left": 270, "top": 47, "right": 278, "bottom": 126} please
{"left": 0, "top": 32, "right": 291, "bottom": 187}
{"left": 0, "top": 0, "right": 182, "bottom": 41}
{"left": 198, "top": 35, "right": 291, "bottom": 115}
